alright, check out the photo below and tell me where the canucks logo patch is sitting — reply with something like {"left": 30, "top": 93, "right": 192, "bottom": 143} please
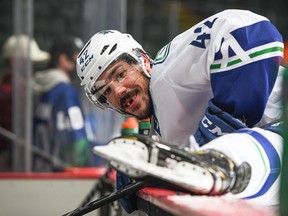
{"left": 154, "top": 42, "right": 171, "bottom": 65}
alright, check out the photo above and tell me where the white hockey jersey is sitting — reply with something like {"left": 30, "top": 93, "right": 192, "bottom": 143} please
{"left": 151, "top": 9, "right": 284, "bottom": 146}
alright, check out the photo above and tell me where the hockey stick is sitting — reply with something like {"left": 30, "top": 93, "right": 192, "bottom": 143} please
{"left": 0, "top": 126, "right": 70, "bottom": 169}
{"left": 62, "top": 181, "right": 147, "bottom": 216}
{"left": 78, "top": 166, "right": 113, "bottom": 208}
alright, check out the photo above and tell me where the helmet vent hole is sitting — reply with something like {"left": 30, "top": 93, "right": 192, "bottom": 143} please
{"left": 90, "top": 77, "right": 93, "bottom": 80}
{"left": 100, "top": 45, "right": 109, "bottom": 55}
{"left": 98, "top": 66, "right": 102, "bottom": 70}
{"left": 109, "top": 44, "right": 117, "bottom": 55}
{"left": 81, "top": 76, "right": 84, "bottom": 80}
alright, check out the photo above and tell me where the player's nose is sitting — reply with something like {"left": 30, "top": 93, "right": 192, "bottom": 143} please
{"left": 111, "top": 82, "right": 126, "bottom": 98}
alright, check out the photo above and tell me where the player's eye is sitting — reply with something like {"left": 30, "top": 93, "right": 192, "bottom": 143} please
{"left": 103, "top": 87, "right": 112, "bottom": 96}
{"left": 116, "top": 71, "right": 126, "bottom": 82}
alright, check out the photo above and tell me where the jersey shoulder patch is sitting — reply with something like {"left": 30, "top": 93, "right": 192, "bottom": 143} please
{"left": 154, "top": 42, "right": 171, "bottom": 65}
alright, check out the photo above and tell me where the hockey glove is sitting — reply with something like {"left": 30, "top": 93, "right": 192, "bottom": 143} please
{"left": 116, "top": 171, "right": 138, "bottom": 213}
{"left": 194, "top": 99, "right": 247, "bottom": 146}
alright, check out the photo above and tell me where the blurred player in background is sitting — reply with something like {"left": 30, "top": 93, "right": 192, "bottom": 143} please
{"left": 76, "top": 9, "right": 284, "bottom": 213}
{"left": 32, "top": 36, "right": 94, "bottom": 171}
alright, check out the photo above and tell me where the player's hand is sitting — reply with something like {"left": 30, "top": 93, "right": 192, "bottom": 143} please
{"left": 116, "top": 171, "right": 138, "bottom": 213}
{"left": 194, "top": 99, "right": 247, "bottom": 146}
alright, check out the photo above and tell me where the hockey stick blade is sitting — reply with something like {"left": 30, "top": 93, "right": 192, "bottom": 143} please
{"left": 62, "top": 181, "right": 146, "bottom": 216}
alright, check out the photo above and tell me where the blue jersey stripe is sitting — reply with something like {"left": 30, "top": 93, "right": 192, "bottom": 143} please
{"left": 232, "top": 20, "right": 283, "bottom": 53}
{"left": 210, "top": 19, "right": 283, "bottom": 127}
{"left": 211, "top": 57, "right": 279, "bottom": 127}
{"left": 214, "top": 20, "right": 283, "bottom": 60}
{"left": 210, "top": 21, "right": 282, "bottom": 127}
{"left": 236, "top": 129, "right": 281, "bottom": 199}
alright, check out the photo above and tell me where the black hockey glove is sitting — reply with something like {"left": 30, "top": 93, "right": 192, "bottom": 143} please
{"left": 194, "top": 99, "right": 247, "bottom": 146}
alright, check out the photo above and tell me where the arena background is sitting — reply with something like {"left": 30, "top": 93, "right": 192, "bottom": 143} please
{"left": 0, "top": 1, "right": 287, "bottom": 215}
{"left": 0, "top": 0, "right": 287, "bottom": 172}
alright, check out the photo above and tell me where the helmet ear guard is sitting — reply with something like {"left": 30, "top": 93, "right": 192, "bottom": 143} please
{"left": 76, "top": 30, "right": 151, "bottom": 112}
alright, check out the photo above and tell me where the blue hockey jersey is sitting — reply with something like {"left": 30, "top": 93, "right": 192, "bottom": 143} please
{"left": 33, "top": 68, "right": 90, "bottom": 170}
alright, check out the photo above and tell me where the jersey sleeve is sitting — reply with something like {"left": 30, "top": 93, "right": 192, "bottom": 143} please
{"left": 206, "top": 10, "right": 283, "bottom": 127}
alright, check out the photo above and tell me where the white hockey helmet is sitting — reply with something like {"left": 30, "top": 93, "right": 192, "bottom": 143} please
{"left": 76, "top": 30, "right": 150, "bottom": 111}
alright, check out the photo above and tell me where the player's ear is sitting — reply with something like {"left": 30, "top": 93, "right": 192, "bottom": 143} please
{"left": 142, "top": 54, "right": 152, "bottom": 74}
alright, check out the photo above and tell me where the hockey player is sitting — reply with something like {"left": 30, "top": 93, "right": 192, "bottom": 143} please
{"left": 33, "top": 36, "right": 91, "bottom": 171}
{"left": 76, "top": 9, "right": 284, "bottom": 213}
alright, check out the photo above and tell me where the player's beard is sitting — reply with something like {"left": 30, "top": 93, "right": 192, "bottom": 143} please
{"left": 135, "top": 90, "right": 153, "bottom": 120}
{"left": 133, "top": 70, "right": 153, "bottom": 120}
{"left": 125, "top": 76, "right": 153, "bottom": 120}
{"left": 114, "top": 63, "right": 152, "bottom": 119}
